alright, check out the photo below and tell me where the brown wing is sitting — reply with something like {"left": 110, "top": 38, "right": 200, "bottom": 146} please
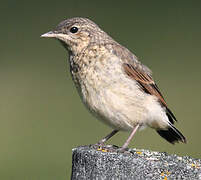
{"left": 123, "top": 63, "right": 176, "bottom": 122}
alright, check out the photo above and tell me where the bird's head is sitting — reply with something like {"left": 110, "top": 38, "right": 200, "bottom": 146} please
{"left": 41, "top": 17, "right": 112, "bottom": 55}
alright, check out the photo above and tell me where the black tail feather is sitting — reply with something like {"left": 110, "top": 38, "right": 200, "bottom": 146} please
{"left": 157, "top": 125, "right": 186, "bottom": 144}
{"left": 166, "top": 107, "right": 177, "bottom": 123}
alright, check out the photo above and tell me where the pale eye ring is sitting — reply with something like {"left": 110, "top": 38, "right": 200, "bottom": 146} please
{"left": 70, "top": 26, "right": 78, "bottom": 33}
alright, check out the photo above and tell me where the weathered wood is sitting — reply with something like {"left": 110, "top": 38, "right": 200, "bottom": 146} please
{"left": 71, "top": 145, "right": 201, "bottom": 180}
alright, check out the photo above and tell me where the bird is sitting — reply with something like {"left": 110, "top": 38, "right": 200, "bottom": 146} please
{"left": 41, "top": 17, "right": 186, "bottom": 152}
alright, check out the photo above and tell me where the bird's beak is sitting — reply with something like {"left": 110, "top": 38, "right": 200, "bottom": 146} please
{"left": 41, "top": 31, "right": 68, "bottom": 44}
{"left": 41, "top": 31, "right": 57, "bottom": 38}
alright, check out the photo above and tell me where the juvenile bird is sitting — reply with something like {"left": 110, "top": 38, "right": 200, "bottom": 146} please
{"left": 41, "top": 17, "right": 186, "bottom": 151}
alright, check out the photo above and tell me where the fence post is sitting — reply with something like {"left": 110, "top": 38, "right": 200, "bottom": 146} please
{"left": 71, "top": 145, "right": 201, "bottom": 179}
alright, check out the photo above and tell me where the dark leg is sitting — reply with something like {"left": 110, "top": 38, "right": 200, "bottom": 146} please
{"left": 97, "top": 130, "right": 119, "bottom": 145}
{"left": 119, "top": 124, "right": 140, "bottom": 152}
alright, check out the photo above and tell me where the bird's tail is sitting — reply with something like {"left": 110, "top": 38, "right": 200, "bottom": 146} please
{"left": 156, "top": 124, "right": 186, "bottom": 144}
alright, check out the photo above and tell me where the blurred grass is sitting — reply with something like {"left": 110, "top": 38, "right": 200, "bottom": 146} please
{"left": 0, "top": 0, "right": 201, "bottom": 179}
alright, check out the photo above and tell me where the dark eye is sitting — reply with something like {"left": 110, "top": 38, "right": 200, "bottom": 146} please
{"left": 70, "top": 26, "right": 78, "bottom": 33}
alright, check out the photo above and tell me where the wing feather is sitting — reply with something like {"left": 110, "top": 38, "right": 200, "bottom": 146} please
{"left": 123, "top": 63, "right": 176, "bottom": 123}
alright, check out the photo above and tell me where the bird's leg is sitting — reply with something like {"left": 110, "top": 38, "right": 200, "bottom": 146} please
{"left": 97, "top": 129, "right": 119, "bottom": 146}
{"left": 119, "top": 124, "right": 140, "bottom": 152}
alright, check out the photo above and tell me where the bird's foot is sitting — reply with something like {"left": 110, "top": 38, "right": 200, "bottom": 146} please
{"left": 117, "top": 147, "right": 128, "bottom": 153}
{"left": 91, "top": 144, "right": 119, "bottom": 152}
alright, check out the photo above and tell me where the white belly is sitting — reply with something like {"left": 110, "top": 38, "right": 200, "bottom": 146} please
{"left": 80, "top": 76, "right": 151, "bottom": 131}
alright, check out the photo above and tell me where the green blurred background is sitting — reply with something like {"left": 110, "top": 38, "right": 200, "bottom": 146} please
{"left": 1, "top": 0, "right": 201, "bottom": 179}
